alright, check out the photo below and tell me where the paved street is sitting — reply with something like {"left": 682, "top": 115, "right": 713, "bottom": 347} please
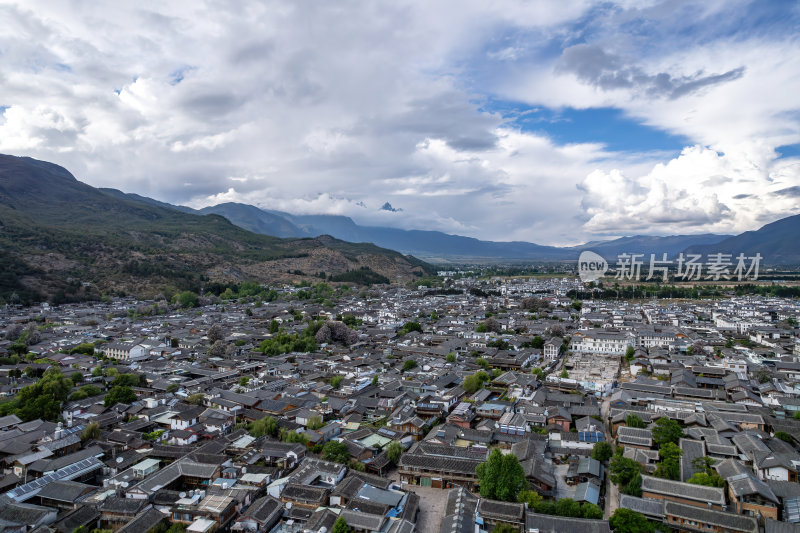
{"left": 402, "top": 484, "right": 448, "bottom": 532}
{"left": 601, "top": 396, "right": 618, "bottom": 519}
{"left": 554, "top": 463, "right": 576, "bottom": 500}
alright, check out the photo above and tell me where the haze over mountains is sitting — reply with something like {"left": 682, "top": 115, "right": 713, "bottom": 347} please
{"left": 147, "top": 200, "right": 742, "bottom": 263}
{"left": 103, "top": 190, "right": 800, "bottom": 265}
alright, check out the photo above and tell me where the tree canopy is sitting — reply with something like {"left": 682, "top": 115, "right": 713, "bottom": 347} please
{"left": 332, "top": 517, "right": 351, "bottom": 533}
{"left": 0, "top": 367, "right": 72, "bottom": 421}
{"left": 463, "top": 371, "right": 489, "bottom": 393}
{"left": 403, "top": 360, "right": 418, "bottom": 372}
{"left": 610, "top": 453, "right": 643, "bottom": 487}
{"left": 652, "top": 417, "right": 683, "bottom": 446}
{"left": 322, "top": 440, "right": 351, "bottom": 464}
{"left": 609, "top": 509, "right": 654, "bottom": 533}
{"left": 476, "top": 448, "right": 526, "bottom": 502}
{"left": 249, "top": 415, "right": 278, "bottom": 438}
{"left": 104, "top": 385, "right": 137, "bottom": 407}
{"left": 653, "top": 442, "right": 682, "bottom": 480}
{"left": 591, "top": 441, "right": 613, "bottom": 462}
{"left": 624, "top": 414, "right": 646, "bottom": 428}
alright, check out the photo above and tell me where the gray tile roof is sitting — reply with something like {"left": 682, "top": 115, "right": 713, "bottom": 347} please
{"left": 679, "top": 438, "right": 706, "bottom": 482}
{"left": 525, "top": 513, "right": 611, "bottom": 533}
{"left": 664, "top": 501, "right": 757, "bottom": 533}
{"left": 641, "top": 475, "right": 725, "bottom": 505}
{"left": 619, "top": 494, "right": 664, "bottom": 518}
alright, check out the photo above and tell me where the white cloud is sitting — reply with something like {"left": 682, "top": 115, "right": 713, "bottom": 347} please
{"left": 580, "top": 144, "right": 800, "bottom": 235}
{"left": 0, "top": 1, "right": 797, "bottom": 245}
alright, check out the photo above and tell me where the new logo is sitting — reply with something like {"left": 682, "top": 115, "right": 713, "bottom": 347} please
{"left": 578, "top": 251, "right": 608, "bottom": 282}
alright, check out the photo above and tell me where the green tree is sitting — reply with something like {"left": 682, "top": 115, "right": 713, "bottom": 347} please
{"left": 476, "top": 448, "right": 526, "bottom": 502}
{"left": 463, "top": 371, "right": 489, "bottom": 394}
{"left": 104, "top": 385, "right": 136, "bottom": 407}
{"left": 175, "top": 291, "right": 199, "bottom": 308}
{"left": 371, "top": 375, "right": 379, "bottom": 386}
{"left": 517, "top": 489, "right": 542, "bottom": 508}
{"left": 654, "top": 442, "right": 682, "bottom": 480}
{"left": 554, "top": 498, "right": 582, "bottom": 517}
{"left": 322, "top": 440, "right": 351, "bottom": 464}
{"left": 622, "top": 472, "right": 643, "bottom": 497}
{"left": 687, "top": 472, "right": 725, "bottom": 487}
{"left": 4, "top": 368, "right": 72, "bottom": 421}
{"left": 446, "top": 352, "right": 456, "bottom": 363}
{"left": 403, "top": 360, "right": 418, "bottom": 372}
{"left": 610, "top": 454, "right": 643, "bottom": 486}
{"left": 492, "top": 525, "right": 517, "bottom": 533}
{"left": 280, "top": 429, "right": 308, "bottom": 444}
{"left": 81, "top": 384, "right": 102, "bottom": 396}
{"left": 692, "top": 456, "right": 716, "bottom": 475}
{"left": 476, "top": 357, "right": 490, "bottom": 370}
{"left": 625, "top": 346, "right": 635, "bottom": 362}
{"left": 269, "top": 319, "right": 280, "bottom": 334}
{"left": 186, "top": 393, "right": 205, "bottom": 405}
{"left": 581, "top": 503, "right": 604, "bottom": 519}
{"left": 609, "top": 509, "right": 654, "bottom": 533}
{"left": 166, "top": 383, "right": 179, "bottom": 393}
{"left": 249, "top": 416, "right": 278, "bottom": 438}
{"left": 559, "top": 369, "right": 569, "bottom": 378}
{"left": 624, "top": 413, "right": 646, "bottom": 428}
{"left": 531, "top": 367, "right": 544, "bottom": 379}
{"left": 307, "top": 415, "right": 324, "bottom": 430}
{"left": 652, "top": 417, "right": 683, "bottom": 446}
{"left": 332, "top": 516, "right": 351, "bottom": 533}
{"left": 591, "top": 441, "right": 613, "bottom": 462}
{"left": 398, "top": 321, "right": 422, "bottom": 335}
{"left": 70, "top": 371, "right": 83, "bottom": 384}
{"left": 775, "top": 431, "right": 793, "bottom": 443}
{"left": 330, "top": 375, "right": 343, "bottom": 389}
{"left": 386, "top": 441, "right": 404, "bottom": 464}
{"left": 70, "top": 343, "right": 95, "bottom": 355}
{"left": 239, "top": 376, "right": 250, "bottom": 387}
{"left": 81, "top": 422, "right": 100, "bottom": 441}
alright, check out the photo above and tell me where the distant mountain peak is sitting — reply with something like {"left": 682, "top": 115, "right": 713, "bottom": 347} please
{"left": 380, "top": 202, "right": 402, "bottom": 212}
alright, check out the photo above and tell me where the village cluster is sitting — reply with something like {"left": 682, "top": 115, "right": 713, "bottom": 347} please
{"left": 0, "top": 275, "right": 799, "bottom": 533}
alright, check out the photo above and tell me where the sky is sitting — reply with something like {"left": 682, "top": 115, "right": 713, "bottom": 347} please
{"left": 0, "top": 0, "right": 799, "bottom": 246}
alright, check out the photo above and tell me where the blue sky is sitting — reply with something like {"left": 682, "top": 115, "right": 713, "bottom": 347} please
{"left": 0, "top": 1, "right": 798, "bottom": 245}
{"left": 482, "top": 100, "right": 688, "bottom": 154}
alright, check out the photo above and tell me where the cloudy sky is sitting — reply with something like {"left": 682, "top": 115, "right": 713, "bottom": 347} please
{"left": 1, "top": 0, "right": 799, "bottom": 245}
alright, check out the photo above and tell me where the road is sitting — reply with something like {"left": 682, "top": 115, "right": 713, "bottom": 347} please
{"left": 601, "top": 395, "right": 620, "bottom": 519}
{"left": 604, "top": 467, "right": 620, "bottom": 519}
{"left": 390, "top": 471, "right": 448, "bottom": 532}
{"left": 554, "top": 463, "right": 576, "bottom": 500}
{"left": 403, "top": 485, "right": 448, "bottom": 532}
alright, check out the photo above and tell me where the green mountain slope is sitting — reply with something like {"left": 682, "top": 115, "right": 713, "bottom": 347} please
{"left": 0, "top": 155, "right": 432, "bottom": 303}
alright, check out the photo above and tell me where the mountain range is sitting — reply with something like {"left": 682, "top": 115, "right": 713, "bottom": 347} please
{"left": 2, "top": 153, "right": 798, "bottom": 304}
{"left": 161, "top": 201, "right": 739, "bottom": 262}
{"left": 0, "top": 154, "right": 432, "bottom": 304}
{"left": 107, "top": 188, "right": 800, "bottom": 266}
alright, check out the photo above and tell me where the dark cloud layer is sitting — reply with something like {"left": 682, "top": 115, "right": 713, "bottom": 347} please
{"left": 559, "top": 44, "right": 745, "bottom": 99}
